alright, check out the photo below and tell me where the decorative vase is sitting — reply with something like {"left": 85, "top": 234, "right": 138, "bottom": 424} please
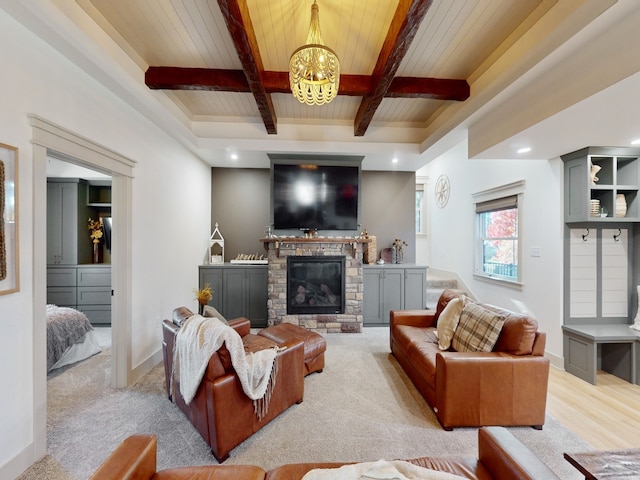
{"left": 396, "top": 249, "right": 403, "bottom": 264}
{"left": 92, "top": 243, "right": 101, "bottom": 264}
{"left": 391, "top": 246, "right": 397, "bottom": 264}
{"left": 615, "top": 194, "right": 627, "bottom": 218}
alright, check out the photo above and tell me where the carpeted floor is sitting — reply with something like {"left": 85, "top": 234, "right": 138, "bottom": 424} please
{"left": 20, "top": 328, "right": 591, "bottom": 479}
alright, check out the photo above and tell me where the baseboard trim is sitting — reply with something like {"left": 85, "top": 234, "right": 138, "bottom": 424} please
{"left": 546, "top": 350, "right": 564, "bottom": 370}
{"left": 1, "top": 441, "right": 38, "bottom": 480}
{"left": 130, "top": 347, "right": 163, "bottom": 385}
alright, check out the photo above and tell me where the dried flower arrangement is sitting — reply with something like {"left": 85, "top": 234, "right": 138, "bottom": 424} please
{"left": 194, "top": 283, "right": 213, "bottom": 314}
{"left": 88, "top": 218, "right": 103, "bottom": 244}
{"left": 393, "top": 238, "right": 408, "bottom": 251}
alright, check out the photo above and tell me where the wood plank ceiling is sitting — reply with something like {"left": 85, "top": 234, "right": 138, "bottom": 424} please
{"left": 79, "top": 0, "right": 547, "bottom": 137}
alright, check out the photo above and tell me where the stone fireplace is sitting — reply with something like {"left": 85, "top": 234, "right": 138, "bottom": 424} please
{"left": 264, "top": 237, "right": 367, "bottom": 333}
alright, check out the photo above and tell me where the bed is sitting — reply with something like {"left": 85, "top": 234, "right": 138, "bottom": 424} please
{"left": 47, "top": 304, "right": 102, "bottom": 372}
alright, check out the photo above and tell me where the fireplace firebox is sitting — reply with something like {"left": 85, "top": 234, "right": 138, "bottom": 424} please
{"left": 287, "top": 256, "right": 345, "bottom": 315}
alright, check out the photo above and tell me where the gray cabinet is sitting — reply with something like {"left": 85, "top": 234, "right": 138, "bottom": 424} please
{"left": 199, "top": 265, "right": 268, "bottom": 328}
{"left": 47, "top": 178, "right": 111, "bottom": 265}
{"left": 47, "top": 180, "right": 81, "bottom": 264}
{"left": 363, "top": 265, "right": 427, "bottom": 326}
{"left": 47, "top": 265, "right": 111, "bottom": 326}
{"left": 76, "top": 265, "right": 111, "bottom": 325}
{"left": 562, "top": 147, "right": 640, "bottom": 223}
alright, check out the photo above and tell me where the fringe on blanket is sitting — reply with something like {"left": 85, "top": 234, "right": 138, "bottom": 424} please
{"left": 253, "top": 354, "right": 278, "bottom": 420}
{"left": 171, "top": 338, "right": 283, "bottom": 421}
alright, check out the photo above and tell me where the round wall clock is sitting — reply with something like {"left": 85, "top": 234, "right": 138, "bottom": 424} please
{"left": 435, "top": 174, "right": 450, "bottom": 208}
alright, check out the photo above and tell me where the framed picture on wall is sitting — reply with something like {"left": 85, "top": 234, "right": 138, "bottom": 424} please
{"left": 0, "top": 143, "right": 19, "bottom": 295}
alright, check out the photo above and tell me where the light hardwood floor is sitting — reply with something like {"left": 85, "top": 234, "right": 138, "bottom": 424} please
{"left": 547, "top": 366, "right": 640, "bottom": 450}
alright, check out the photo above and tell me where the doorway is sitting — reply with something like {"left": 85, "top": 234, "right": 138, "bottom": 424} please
{"left": 46, "top": 156, "right": 113, "bottom": 356}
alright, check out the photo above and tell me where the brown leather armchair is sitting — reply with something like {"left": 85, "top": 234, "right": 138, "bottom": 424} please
{"left": 162, "top": 307, "right": 305, "bottom": 462}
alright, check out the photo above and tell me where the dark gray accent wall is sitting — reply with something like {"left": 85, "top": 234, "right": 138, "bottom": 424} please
{"left": 211, "top": 168, "right": 416, "bottom": 263}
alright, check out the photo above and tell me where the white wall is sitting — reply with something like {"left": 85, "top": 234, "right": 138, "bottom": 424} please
{"left": 0, "top": 9, "right": 211, "bottom": 478}
{"left": 419, "top": 140, "right": 565, "bottom": 363}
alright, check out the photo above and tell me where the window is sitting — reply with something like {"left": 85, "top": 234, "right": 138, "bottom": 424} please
{"left": 416, "top": 184, "right": 424, "bottom": 234}
{"left": 473, "top": 181, "right": 524, "bottom": 285}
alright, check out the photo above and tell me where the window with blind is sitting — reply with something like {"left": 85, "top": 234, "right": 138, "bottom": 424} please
{"left": 473, "top": 181, "right": 524, "bottom": 284}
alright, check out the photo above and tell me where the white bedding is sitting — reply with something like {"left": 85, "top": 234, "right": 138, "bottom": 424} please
{"left": 47, "top": 305, "right": 102, "bottom": 372}
{"left": 50, "top": 329, "right": 102, "bottom": 371}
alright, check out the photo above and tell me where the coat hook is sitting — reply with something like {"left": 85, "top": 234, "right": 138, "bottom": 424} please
{"left": 614, "top": 229, "right": 621, "bottom": 242}
{"left": 582, "top": 229, "right": 590, "bottom": 241}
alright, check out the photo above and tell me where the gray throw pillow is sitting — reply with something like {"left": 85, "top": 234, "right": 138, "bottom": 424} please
{"left": 202, "top": 304, "right": 228, "bottom": 325}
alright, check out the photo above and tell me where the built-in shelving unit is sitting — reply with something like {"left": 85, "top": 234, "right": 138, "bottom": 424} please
{"left": 562, "top": 147, "right": 640, "bottom": 223}
{"left": 561, "top": 147, "right": 640, "bottom": 386}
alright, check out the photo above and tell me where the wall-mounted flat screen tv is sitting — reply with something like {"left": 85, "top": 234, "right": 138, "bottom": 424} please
{"left": 272, "top": 162, "right": 360, "bottom": 231}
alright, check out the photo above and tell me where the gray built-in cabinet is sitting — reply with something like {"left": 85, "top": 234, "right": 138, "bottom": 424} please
{"left": 47, "top": 178, "right": 112, "bottom": 326}
{"left": 561, "top": 147, "right": 640, "bottom": 385}
{"left": 199, "top": 265, "right": 268, "bottom": 328}
{"left": 47, "top": 265, "right": 111, "bottom": 325}
{"left": 199, "top": 263, "right": 426, "bottom": 329}
{"left": 363, "top": 265, "right": 427, "bottom": 326}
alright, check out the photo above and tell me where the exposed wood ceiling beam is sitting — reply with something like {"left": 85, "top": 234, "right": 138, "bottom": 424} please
{"left": 217, "top": 0, "right": 277, "bottom": 134}
{"left": 145, "top": 67, "right": 469, "bottom": 100}
{"left": 354, "top": 0, "right": 433, "bottom": 136}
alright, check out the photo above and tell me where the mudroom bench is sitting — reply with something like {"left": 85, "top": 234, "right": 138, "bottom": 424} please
{"left": 562, "top": 324, "right": 640, "bottom": 385}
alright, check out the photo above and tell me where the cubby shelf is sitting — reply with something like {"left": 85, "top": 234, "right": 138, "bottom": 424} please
{"left": 562, "top": 147, "right": 640, "bottom": 223}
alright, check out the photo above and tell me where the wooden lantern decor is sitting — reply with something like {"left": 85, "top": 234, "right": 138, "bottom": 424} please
{"left": 209, "top": 223, "right": 224, "bottom": 264}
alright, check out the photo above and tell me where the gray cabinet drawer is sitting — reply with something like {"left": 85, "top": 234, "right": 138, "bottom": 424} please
{"left": 47, "top": 268, "right": 77, "bottom": 287}
{"left": 47, "top": 287, "right": 77, "bottom": 306}
{"left": 78, "top": 305, "right": 111, "bottom": 326}
{"left": 77, "top": 267, "right": 111, "bottom": 286}
{"left": 77, "top": 286, "right": 111, "bottom": 305}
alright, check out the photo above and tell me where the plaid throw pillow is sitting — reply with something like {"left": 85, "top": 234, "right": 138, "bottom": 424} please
{"left": 452, "top": 302, "right": 505, "bottom": 352}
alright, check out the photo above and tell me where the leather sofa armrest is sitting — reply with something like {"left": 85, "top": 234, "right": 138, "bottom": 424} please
{"left": 390, "top": 310, "right": 437, "bottom": 328}
{"left": 435, "top": 353, "right": 550, "bottom": 429}
{"left": 228, "top": 317, "right": 251, "bottom": 337}
{"left": 478, "top": 427, "right": 561, "bottom": 479}
{"left": 89, "top": 435, "right": 157, "bottom": 480}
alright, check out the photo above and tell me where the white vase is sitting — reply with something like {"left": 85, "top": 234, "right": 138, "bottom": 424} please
{"left": 615, "top": 194, "right": 627, "bottom": 218}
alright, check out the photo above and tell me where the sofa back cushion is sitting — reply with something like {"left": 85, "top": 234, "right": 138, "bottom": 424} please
{"left": 452, "top": 303, "right": 505, "bottom": 353}
{"left": 493, "top": 311, "right": 539, "bottom": 355}
{"left": 434, "top": 289, "right": 465, "bottom": 323}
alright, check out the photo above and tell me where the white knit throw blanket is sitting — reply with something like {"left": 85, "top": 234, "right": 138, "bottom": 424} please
{"left": 173, "top": 315, "right": 279, "bottom": 419}
{"left": 301, "top": 460, "right": 467, "bottom": 480}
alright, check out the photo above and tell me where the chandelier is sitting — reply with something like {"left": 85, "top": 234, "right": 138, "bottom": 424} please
{"left": 289, "top": 0, "right": 340, "bottom": 106}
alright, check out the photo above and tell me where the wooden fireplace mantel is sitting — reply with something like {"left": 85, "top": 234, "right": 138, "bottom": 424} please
{"left": 261, "top": 237, "right": 370, "bottom": 258}
{"left": 261, "top": 236, "right": 370, "bottom": 246}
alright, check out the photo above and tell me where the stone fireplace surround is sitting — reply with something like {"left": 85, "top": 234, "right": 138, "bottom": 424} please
{"left": 263, "top": 237, "right": 368, "bottom": 333}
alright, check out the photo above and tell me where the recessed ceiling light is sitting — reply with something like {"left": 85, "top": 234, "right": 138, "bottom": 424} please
{"left": 631, "top": 138, "right": 640, "bottom": 145}
{"left": 230, "top": 153, "right": 238, "bottom": 160}
{"left": 392, "top": 157, "right": 398, "bottom": 163}
{"left": 517, "top": 147, "right": 531, "bottom": 154}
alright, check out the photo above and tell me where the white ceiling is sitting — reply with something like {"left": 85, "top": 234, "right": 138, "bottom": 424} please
{"left": 4, "top": 0, "right": 640, "bottom": 170}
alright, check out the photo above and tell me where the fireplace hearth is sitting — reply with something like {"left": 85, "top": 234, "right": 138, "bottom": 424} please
{"left": 287, "top": 256, "right": 345, "bottom": 315}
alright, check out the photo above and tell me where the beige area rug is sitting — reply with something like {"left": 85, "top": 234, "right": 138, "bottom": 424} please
{"left": 20, "top": 328, "right": 590, "bottom": 479}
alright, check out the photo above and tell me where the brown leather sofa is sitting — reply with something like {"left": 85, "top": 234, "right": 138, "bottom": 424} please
{"left": 390, "top": 289, "right": 550, "bottom": 431}
{"left": 90, "top": 427, "right": 562, "bottom": 479}
{"left": 162, "top": 307, "right": 305, "bottom": 462}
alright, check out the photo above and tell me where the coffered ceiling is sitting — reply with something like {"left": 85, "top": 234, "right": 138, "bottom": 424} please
{"left": 5, "top": 0, "right": 638, "bottom": 170}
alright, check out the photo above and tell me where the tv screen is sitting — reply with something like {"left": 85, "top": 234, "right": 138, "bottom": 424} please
{"left": 272, "top": 163, "right": 359, "bottom": 231}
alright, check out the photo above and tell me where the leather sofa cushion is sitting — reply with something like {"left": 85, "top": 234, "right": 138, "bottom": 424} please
{"left": 434, "top": 289, "right": 465, "bottom": 323}
{"left": 153, "top": 465, "right": 267, "bottom": 479}
{"left": 492, "top": 312, "right": 538, "bottom": 356}
{"left": 394, "top": 325, "right": 439, "bottom": 388}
